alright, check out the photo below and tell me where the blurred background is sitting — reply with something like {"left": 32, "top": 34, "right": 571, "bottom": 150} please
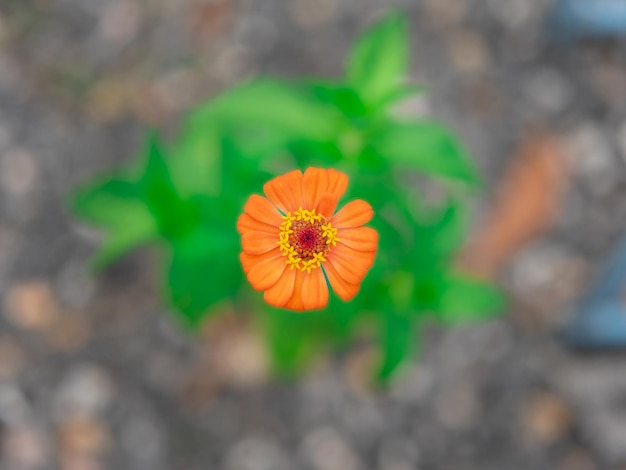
{"left": 1, "top": 0, "right": 626, "bottom": 469}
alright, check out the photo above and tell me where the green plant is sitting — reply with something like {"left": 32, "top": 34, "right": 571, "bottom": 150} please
{"left": 72, "top": 11, "right": 504, "bottom": 382}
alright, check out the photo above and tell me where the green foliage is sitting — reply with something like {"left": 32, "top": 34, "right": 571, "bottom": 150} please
{"left": 71, "top": 11, "right": 504, "bottom": 381}
{"left": 347, "top": 12, "right": 408, "bottom": 107}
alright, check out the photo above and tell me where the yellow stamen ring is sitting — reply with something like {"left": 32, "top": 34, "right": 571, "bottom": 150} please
{"left": 277, "top": 207, "right": 339, "bottom": 273}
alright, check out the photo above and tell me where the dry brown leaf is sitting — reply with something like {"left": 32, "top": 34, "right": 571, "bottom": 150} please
{"left": 460, "top": 132, "right": 570, "bottom": 278}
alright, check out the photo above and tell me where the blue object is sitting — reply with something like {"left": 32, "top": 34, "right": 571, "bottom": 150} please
{"left": 550, "top": 0, "right": 626, "bottom": 39}
{"left": 562, "top": 236, "right": 626, "bottom": 348}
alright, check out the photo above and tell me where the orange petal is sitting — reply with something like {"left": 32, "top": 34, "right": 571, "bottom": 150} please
{"left": 301, "top": 269, "right": 329, "bottom": 310}
{"left": 302, "top": 167, "right": 329, "bottom": 210}
{"left": 325, "top": 243, "right": 376, "bottom": 285}
{"left": 332, "top": 200, "right": 373, "bottom": 228}
{"left": 316, "top": 192, "right": 339, "bottom": 217}
{"left": 240, "top": 248, "right": 280, "bottom": 275}
{"left": 323, "top": 261, "right": 360, "bottom": 301}
{"left": 326, "top": 169, "right": 348, "bottom": 202}
{"left": 284, "top": 269, "right": 306, "bottom": 311}
{"left": 237, "top": 214, "right": 276, "bottom": 235}
{"left": 264, "top": 268, "right": 296, "bottom": 308}
{"left": 337, "top": 227, "right": 378, "bottom": 252}
{"left": 247, "top": 253, "right": 287, "bottom": 291}
{"left": 241, "top": 231, "right": 279, "bottom": 255}
{"left": 244, "top": 194, "right": 283, "bottom": 226}
{"left": 263, "top": 170, "right": 303, "bottom": 214}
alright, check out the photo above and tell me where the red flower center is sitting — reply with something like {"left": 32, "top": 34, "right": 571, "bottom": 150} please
{"left": 290, "top": 220, "right": 328, "bottom": 261}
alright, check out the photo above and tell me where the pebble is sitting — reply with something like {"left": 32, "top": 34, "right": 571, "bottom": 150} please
{"left": 522, "top": 67, "right": 573, "bottom": 116}
{"left": 234, "top": 15, "right": 278, "bottom": 54}
{"left": 446, "top": 30, "right": 491, "bottom": 76}
{"left": 566, "top": 123, "right": 619, "bottom": 198}
{"left": 290, "top": 0, "right": 338, "bottom": 29}
{"left": 56, "top": 261, "right": 97, "bottom": 309}
{"left": 2, "top": 424, "right": 50, "bottom": 469}
{"left": 558, "top": 448, "right": 597, "bottom": 470}
{"left": 389, "top": 364, "right": 435, "bottom": 405}
{"left": 44, "top": 311, "right": 91, "bottom": 352}
{"left": 301, "top": 426, "right": 360, "bottom": 470}
{"left": 617, "top": 120, "right": 626, "bottom": 164}
{"left": 0, "top": 147, "right": 39, "bottom": 198}
{"left": 523, "top": 392, "right": 572, "bottom": 444}
{"left": 485, "top": 0, "right": 539, "bottom": 31}
{"left": 54, "top": 365, "right": 115, "bottom": 418}
{"left": 3, "top": 280, "right": 59, "bottom": 331}
{"left": 378, "top": 436, "right": 420, "bottom": 469}
{"left": 433, "top": 384, "right": 480, "bottom": 430}
{"left": 224, "top": 436, "right": 290, "bottom": 470}
{"left": 0, "top": 384, "right": 31, "bottom": 425}
{"left": 121, "top": 414, "right": 167, "bottom": 466}
{"left": 98, "top": 0, "right": 142, "bottom": 45}
{"left": 421, "top": 0, "right": 467, "bottom": 28}
{"left": 60, "top": 455, "right": 104, "bottom": 470}
{"left": 0, "top": 336, "right": 25, "bottom": 381}
{"left": 59, "top": 412, "right": 110, "bottom": 457}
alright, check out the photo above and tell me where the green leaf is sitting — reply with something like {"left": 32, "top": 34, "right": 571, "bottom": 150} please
{"left": 436, "top": 274, "right": 505, "bottom": 324}
{"left": 71, "top": 178, "right": 158, "bottom": 269}
{"left": 189, "top": 79, "right": 342, "bottom": 142}
{"left": 347, "top": 12, "right": 408, "bottom": 107}
{"left": 169, "top": 123, "right": 222, "bottom": 197}
{"left": 166, "top": 224, "right": 242, "bottom": 326}
{"left": 372, "top": 120, "right": 481, "bottom": 185}
{"left": 307, "top": 81, "right": 368, "bottom": 121}
{"left": 138, "top": 134, "right": 200, "bottom": 240}
{"left": 377, "top": 311, "right": 413, "bottom": 381}
{"left": 262, "top": 308, "right": 324, "bottom": 376}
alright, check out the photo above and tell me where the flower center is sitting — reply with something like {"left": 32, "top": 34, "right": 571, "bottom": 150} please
{"left": 277, "top": 207, "right": 339, "bottom": 273}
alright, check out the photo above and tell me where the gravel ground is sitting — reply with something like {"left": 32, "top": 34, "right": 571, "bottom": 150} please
{"left": 1, "top": 1, "right": 626, "bottom": 469}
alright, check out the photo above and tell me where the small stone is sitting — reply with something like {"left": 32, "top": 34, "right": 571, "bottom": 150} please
{"left": 153, "top": 69, "right": 200, "bottom": 113}
{"left": 301, "top": 427, "right": 359, "bottom": 470}
{"left": 224, "top": 436, "right": 290, "bottom": 470}
{"left": 422, "top": 0, "right": 468, "bottom": 27}
{"left": 522, "top": 68, "right": 573, "bottom": 115}
{"left": 235, "top": 15, "right": 278, "bottom": 54}
{"left": 60, "top": 455, "right": 104, "bottom": 470}
{"left": 434, "top": 385, "right": 480, "bottom": 430}
{"left": 0, "top": 225, "right": 16, "bottom": 271}
{"left": 390, "top": 365, "right": 435, "bottom": 405}
{"left": 44, "top": 311, "right": 91, "bottom": 352}
{"left": 201, "top": 314, "right": 269, "bottom": 389}
{"left": 290, "top": 0, "right": 337, "bottom": 29}
{"left": 59, "top": 413, "right": 110, "bottom": 457}
{"left": 558, "top": 448, "right": 596, "bottom": 470}
{"left": 523, "top": 392, "right": 572, "bottom": 444}
{"left": 54, "top": 365, "right": 115, "bottom": 417}
{"left": 2, "top": 425, "right": 49, "bottom": 469}
{"left": 566, "top": 124, "right": 619, "bottom": 198}
{"left": 99, "top": 0, "right": 142, "bottom": 45}
{"left": 446, "top": 30, "right": 490, "bottom": 76}
{"left": 86, "top": 79, "right": 133, "bottom": 123}
{"left": 0, "top": 336, "right": 25, "bottom": 380}
{"left": 56, "top": 262, "right": 96, "bottom": 309}
{"left": 0, "top": 385, "right": 31, "bottom": 424}
{"left": 378, "top": 437, "right": 420, "bottom": 470}
{"left": 214, "top": 45, "right": 253, "bottom": 83}
{"left": 3, "top": 280, "right": 59, "bottom": 331}
{"left": 617, "top": 120, "right": 626, "bottom": 164}
{"left": 486, "top": 0, "right": 538, "bottom": 31}
{"left": 121, "top": 415, "right": 166, "bottom": 466}
{"left": 0, "top": 148, "right": 38, "bottom": 197}
{"left": 343, "top": 345, "right": 378, "bottom": 397}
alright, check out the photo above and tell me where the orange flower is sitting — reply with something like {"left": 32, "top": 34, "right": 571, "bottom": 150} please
{"left": 237, "top": 167, "right": 378, "bottom": 311}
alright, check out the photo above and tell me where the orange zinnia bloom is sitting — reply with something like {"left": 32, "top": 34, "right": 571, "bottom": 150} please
{"left": 237, "top": 167, "right": 378, "bottom": 311}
